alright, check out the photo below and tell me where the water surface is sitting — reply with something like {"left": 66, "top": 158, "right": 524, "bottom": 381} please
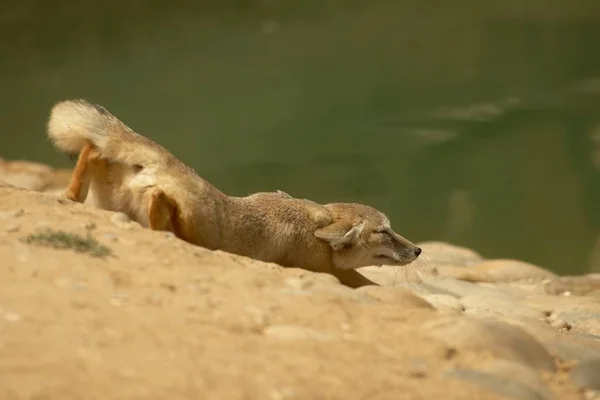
{"left": 2, "top": 0, "right": 600, "bottom": 274}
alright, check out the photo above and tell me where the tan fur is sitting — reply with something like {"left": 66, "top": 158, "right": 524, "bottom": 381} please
{"left": 47, "top": 99, "right": 422, "bottom": 288}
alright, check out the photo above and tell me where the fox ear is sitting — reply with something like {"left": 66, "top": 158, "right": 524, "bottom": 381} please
{"left": 314, "top": 221, "right": 365, "bottom": 250}
{"left": 275, "top": 190, "right": 293, "bottom": 198}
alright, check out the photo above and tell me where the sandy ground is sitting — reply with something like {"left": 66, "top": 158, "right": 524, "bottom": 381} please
{"left": 0, "top": 165, "right": 593, "bottom": 400}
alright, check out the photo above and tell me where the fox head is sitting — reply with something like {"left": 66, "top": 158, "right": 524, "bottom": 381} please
{"left": 314, "top": 203, "right": 421, "bottom": 270}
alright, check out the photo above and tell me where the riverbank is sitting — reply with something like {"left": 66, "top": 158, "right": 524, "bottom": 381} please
{"left": 0, "top": 159, "right": 599, "bottom": 399}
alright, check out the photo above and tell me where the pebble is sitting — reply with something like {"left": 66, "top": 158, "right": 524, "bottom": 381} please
{"left": 548, "top": 318, "right": 571, "bottom": 332}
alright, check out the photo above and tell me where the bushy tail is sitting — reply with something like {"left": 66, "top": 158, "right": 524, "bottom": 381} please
{"left": 47, "top": 99, "right": 171, "bottom": 167}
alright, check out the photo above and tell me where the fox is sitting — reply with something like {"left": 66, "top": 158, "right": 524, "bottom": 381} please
{"left": 46, "top": 99, "right": 422, "bottom": 288}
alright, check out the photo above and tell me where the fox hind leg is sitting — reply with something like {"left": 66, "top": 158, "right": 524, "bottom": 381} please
{"left": 148, "top": 188, "right": 180, "bottom": 236}
{"left": 65, "top": 141, "right": 94, "bottom": 203}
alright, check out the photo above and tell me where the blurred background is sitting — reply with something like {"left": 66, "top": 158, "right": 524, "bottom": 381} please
{"left": 1, "top": 0, "right": 600, "bottom": 275}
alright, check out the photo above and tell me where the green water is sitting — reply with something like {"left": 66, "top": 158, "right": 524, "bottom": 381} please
{"left": 2, "top": 0, "right": 600, "bottom": 274}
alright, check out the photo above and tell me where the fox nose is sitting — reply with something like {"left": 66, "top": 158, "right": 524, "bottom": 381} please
{"left": 414, "top": 247, "right": 422, "bottom": 257}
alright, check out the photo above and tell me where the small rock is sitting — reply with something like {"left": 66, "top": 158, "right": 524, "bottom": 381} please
{"left": 164, "top": 232, "right": 176, "bottom": 239}
{"left": 548, "top": 318, "right": 571, "bottom": 332}
{"left": 422, "top": 315, "right": 556, "bottom": 371}
{"left": 571, "top": 358, "right": 600, "bottom": 391}
{"left": 263, "top": 325, "right": 333, "bottom": 341}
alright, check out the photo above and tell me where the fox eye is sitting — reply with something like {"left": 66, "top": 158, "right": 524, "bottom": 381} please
{"left": 376, "top": 230, "right": 393, "bottom": 240}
